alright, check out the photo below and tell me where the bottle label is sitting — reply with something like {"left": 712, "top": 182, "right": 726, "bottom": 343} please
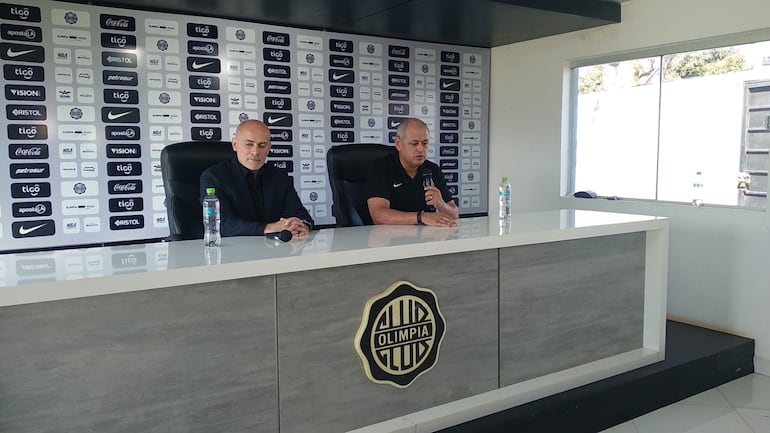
{"left": 204, "top": 207, "right": 214, "bottom": 216}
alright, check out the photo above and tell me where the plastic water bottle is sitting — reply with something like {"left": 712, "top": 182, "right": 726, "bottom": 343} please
{"left": 498, "top": 176, "right": 512, "bottom": 219}
{"left": 692, "top": 171, "right": 704, "bottom": 207}
{"left": 203, "top": 187, "right": 221, "bottom": 246}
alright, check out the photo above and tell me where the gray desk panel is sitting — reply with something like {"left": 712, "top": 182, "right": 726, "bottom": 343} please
{"left": 0, "top": 277, "right": 277, "bottom": 433}
{"left": 500, "top": 232, "right": 646, "bottom": 385}
{"left": 277, "top": 250, "right": 499, "bottom": 433}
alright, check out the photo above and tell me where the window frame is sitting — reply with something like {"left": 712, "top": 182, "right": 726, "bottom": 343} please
{"left": 567, "top": 30, "right": 770, "bottom": 211}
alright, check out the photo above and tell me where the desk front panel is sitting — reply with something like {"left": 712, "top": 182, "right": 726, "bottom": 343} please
{"left": 0, "top": 276, "right": 277, "bottom": 433}
{"left": 499, "top": 232, "right": 646, "bottom": 385}
{"left": 276, "top": 249, "right": 499, "bottom": 433}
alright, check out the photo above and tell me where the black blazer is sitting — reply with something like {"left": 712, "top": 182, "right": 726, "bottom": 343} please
{"left": 200, "top": 157, "right": 314, "bottom": 236}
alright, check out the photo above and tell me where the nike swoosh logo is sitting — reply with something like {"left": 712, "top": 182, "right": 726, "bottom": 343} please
{"left": 389, "top": 121, "right": 400, "bottom": 128}
{"left": 332, "top": 72, "right": 350, "bottom": 80}
{"left": 107, "top": 111, "right": 133, "bottom": 120}
{"left": 393, "top": 183, "right": 402, "bottom": 188}
{"left": 192, "top": 60, "right": 214, "bottom": 70}
{"left": 267, "top": 115, "right": 287, "bottom": 124}
{"left": 18, "top": 223, "right": 47, "bottom": 235}
{"left": 442, "top": 82, "right": 456, "bottom": 89}
{"left": 7, "top": 48, "right": 36, "bottom": 58}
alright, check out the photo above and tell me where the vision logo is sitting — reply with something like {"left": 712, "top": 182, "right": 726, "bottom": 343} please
{"left": 5, "top": 84, "right": 45, "bottom": 100}
{"left": 355, "top": 281, "right": 446, "bottom": 388}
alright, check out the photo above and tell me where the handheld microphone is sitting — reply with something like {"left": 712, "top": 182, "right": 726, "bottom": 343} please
{"left": 420, "top": 168, "right": 436, "bottom": 212}
{"left": 420, "top": 168, "right": 434, "bottom": 188}
{"left": 265, "top": 230, "right": 292, "bottom": 242}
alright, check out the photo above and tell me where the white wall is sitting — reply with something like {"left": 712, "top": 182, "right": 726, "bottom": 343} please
{"left": 489, "top": 0, "right": 770, "bottom": 373}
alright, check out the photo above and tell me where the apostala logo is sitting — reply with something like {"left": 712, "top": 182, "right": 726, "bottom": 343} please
{"left": 355, "top": 281, "right": 446, "bottom": 388}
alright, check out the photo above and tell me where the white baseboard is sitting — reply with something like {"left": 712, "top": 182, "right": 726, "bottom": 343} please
{"left": 755, "top": 356, "right": 770, "bottom": 377}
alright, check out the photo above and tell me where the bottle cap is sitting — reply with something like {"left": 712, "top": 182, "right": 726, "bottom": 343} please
{"left": 502, "top": 176, "right": 508, "bottom": 182}
{"left": 206, "top": 187, "right": 216, "bottom": 194}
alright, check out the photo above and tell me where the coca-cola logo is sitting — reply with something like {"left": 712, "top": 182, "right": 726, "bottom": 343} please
{"left": 263, "top": 31, "right": 289, "bottom": 46}
{"left": 108, "top": 180, "right": 143, "bottom": 195}
{"left": 100, "top": 14, "right": 135, "bottom": 31}
{"left": 389, "top": 45, "right": 409, "bottom": 58}
{"left": 9, "top": 144, "right": 48, "bottom": 159}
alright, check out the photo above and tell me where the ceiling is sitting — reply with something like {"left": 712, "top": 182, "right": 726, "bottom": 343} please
{"left": 72, "top": 0, "right": 621, "bottom": 48}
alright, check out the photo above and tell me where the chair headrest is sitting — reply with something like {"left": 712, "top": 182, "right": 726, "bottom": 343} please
{"left": 160, "top": 141, "right": 233, "bottom": 183}
{"left": 327, "top": 143, "right": 396, "bottom": 183}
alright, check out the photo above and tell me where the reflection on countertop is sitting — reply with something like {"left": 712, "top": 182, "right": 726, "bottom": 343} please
{"left": 0, "top": 210, "right": 664, "bottom": 290}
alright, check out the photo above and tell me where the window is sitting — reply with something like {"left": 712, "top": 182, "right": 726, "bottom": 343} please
{"left": 571, "top": 41, "right": 770, "bottom": 208}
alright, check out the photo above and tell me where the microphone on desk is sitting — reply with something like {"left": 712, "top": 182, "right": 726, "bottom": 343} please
{"left": 420, "top": 167, "right": 436, "bottom": 212}
{"left": 265, "top": 230, "right": 293, "bottom": 242}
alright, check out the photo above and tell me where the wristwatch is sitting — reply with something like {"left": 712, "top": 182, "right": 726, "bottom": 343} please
{"left": 416, "top": 210, "right": 424, "bottom": 225}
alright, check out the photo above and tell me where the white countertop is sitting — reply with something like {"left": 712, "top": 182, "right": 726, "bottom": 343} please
{"left": 0, "top": 210, "right": 668, "bottom": 307}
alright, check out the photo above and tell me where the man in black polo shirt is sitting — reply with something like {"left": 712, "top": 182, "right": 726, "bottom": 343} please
{"left": 366, "top": 118, "right": 458, "bottom": 226}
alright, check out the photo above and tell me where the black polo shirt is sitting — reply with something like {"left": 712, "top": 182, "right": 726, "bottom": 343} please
{"left": 365, "top": 153, "right": 454, "bottom": 212}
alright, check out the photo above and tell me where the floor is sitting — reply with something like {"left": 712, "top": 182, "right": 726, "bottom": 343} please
{"left": 600, "top": 373, "right": 770, "bottom": 433}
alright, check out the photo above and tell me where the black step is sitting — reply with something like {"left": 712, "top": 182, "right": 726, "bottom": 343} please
{"left": 440, "top": 320, "right": 755, "bottom": 433}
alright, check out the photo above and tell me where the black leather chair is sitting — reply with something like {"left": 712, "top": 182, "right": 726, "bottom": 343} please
{"left": 326, "top": 143, "right": 396, "bottom": 227}
{"left": 160, "top": 141, "right": 233, "bottom": 240}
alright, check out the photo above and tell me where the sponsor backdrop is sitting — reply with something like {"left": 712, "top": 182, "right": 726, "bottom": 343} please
{"left": 0, "top": 0, "right": 490, "bottom": 252}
